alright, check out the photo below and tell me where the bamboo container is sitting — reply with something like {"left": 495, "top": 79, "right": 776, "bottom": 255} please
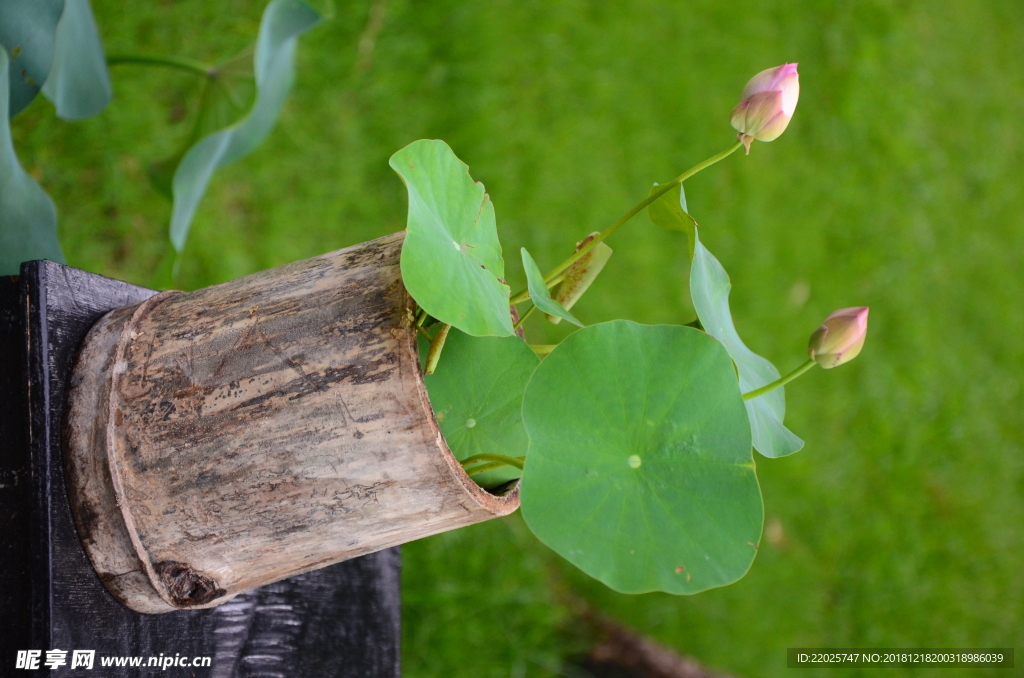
{"left": 63, "top": 232, "right": 519, "bottom": 614}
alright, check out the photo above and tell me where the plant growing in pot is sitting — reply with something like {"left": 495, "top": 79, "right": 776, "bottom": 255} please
{"left": 59, "top": 58, "right": 869, "bottom": 614}
{"left": 399, "top": 62, "right": 869, "bottom": 595}
{"left": 5, "top": 0, "right": 870, "bottom": 615}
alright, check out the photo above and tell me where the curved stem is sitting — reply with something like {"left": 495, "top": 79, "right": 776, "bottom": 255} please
{"left": 460, "top": 453, "right": 525, "bottom": 471}
{"left": 742, "top": 358, "right": 816, "bottom": 401}
{"left": 509, "top": 140, "right": 743, "bottom": 305}
{"left": 465, "top": 462, "right": 502, "bottom": 477}
{"left": 107, "top": 53, "right": 214, "bottom": 77}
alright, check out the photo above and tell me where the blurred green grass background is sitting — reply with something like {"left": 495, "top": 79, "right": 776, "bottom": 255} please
{"left": 11, "top": 0, "right": 1024, "bottom": 676}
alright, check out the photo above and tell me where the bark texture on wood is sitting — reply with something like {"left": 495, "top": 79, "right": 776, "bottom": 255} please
{"left": 65, "top": 232, "right": 518, "bottom": 613}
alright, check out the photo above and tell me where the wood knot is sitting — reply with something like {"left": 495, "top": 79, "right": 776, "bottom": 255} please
{"left": 155, "top": 560, "right": 226, "bottom": 607}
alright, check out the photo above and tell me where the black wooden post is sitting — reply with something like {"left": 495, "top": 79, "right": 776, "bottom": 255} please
{"left": 1, "top": 261, "right": 401, "bottom": 677}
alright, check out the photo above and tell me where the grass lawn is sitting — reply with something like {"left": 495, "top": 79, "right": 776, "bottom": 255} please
{"left": 11, "top": 1, "right": 1023, "bottom": 676}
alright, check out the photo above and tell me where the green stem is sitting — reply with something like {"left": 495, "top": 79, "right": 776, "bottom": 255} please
{"left": 460, "top": 453, "right": 525, "bottom": 470}
{"left": 170, "top": 251, "right": 182, "bottom": 286}
{"left": 509, "top": 140, "right": 743, "bottom": 305}
{"left": 465, "top": 461, "right": 506, "bottom": 477}
{"left": 742, "top": 358, "right": 816, "bottom": 401}
{"left": 423, "top": 323, "right": 451, "bottom": 375}
{"left": 106, "top": 53, "right": 214, "bottom": 77}
{"left": 513, "top": 304, "right": 536, "bottom": 331}
{"left": 530, "top": 344, "right": 557, "bottom": 357}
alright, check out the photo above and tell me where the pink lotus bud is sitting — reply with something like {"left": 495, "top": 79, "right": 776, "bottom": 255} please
{"left": 730, "top": 63, "right": 800, "bottom": 153}
{"left": 808, "top": 307, "right": 869, "bottom": 369}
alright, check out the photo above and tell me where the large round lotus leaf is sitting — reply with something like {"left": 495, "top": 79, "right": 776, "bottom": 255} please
{"left": 520, "top": 321, "right": 762, "bottom": 595}
{"left": 390, "top": 139, "right": 514, "bottom": 337}
{"left": 420, "top": 329, "right": 539, "bottom": 488}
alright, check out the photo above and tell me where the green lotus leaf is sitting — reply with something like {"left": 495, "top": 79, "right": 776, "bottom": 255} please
{"left": 391, "top": 139, "right": 514, "bottom": 337}
{"left": 690, "top": 230, "right": 803, "bottom": 458}
{"left": 420, "top": 329, "right": 538, "bottom": 488}
{"left": 521, "top": 320, "right": 763, "bottom": 594}
{"left": 521, "top": 247, "right": 583, "bottom": 328}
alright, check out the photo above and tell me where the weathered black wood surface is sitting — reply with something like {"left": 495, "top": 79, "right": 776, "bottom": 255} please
{"left": 0, "top": 261, "right": 400, "bottom": 677}
{"left": 0, "top": 275, "right": 32, "bottom": 670}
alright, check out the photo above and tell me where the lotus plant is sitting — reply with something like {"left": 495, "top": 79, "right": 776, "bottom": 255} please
{"left": 390, "top": 64, "right": 868, "bottom": 595}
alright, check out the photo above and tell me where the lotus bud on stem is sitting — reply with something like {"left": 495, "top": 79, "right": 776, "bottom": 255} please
{"left": 731, "top": 63, "right": 800, "bottom": 154}
{"left": 743, "top": 306, "right": 869, "bottom": 401}
{"left": 508, "top": 65, "right": 799, "bottom": 328}
{"left": 808, "top": 306, "right": 869, "bottom": 368}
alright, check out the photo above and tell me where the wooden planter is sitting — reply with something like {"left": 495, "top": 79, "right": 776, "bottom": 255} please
{"left": 63, "top": 232, "right": 519, "bottom": 614}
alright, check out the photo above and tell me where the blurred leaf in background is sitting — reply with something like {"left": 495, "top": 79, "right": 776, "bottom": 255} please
{"left": 0, "top": 48, "right": 60, "bottom": 273}
{"left": 41, "top": 0, "right": 111, "bottom": 120}
{"left": 163, "top": 0, "right": 324, "bottom": 253}
{"left": 0, "top": 0, "right": 65, "bottom": 117}
{"left": 0, "top": 0, "right": 323, "bottom": 277}
{"left": 145, "top": 49, "right": 256, "bottom": 200}
{"left": 0, "top": 0, "right": 110, "bottom": 274}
